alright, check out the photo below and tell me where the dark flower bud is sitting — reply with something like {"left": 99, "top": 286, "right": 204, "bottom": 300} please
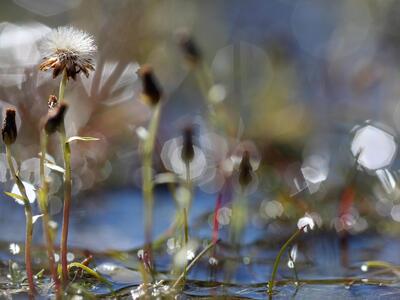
{"left": 2, "top": 108, "right": 17, "bottom": 145}
{"left": 178, "top": 32, "right": 202, "bottom": 66}
{"left": 181, "top": 126, "right": 195, "bottom": 164}
{"left": 238, "top": 151, "right": 253, "bottom": 188}
{"left": 138, "top": 65, "right": 162, "bottom": 107}
{"left": 48, "top": 95, "right": 58, "bottom": 109}
{"left": 44, "top": 103, "right": 68, "bottom": 135}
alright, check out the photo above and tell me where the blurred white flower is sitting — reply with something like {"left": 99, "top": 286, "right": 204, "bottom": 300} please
{"left": 287, "top": 244, "right": 298, "bottom": 269}
{"left": 297, "top": 213, "right": 315, "bottom": 233}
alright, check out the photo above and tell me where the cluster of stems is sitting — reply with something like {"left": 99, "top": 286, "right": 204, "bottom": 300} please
{"left": 39, "top": 131, "right": 61, "bottom": 298}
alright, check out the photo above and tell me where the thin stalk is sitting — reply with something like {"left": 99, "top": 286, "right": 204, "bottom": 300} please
{"left": 5, "top": 145, "right": 36, "bottom": 296}
{"left": 58, "top": 70, "right": 72, "bottom": 283}
{"left": 39, "top": 130, "right": 61, "bottom": 298}
{"left": 185, "top": 162, "right": 192, "bottom": 206}
{"left": 142, "top": 102, "right": 162, "bottom": 267}
{"left": 194, "top": 63, "right": 218, "bottom": 127}
{"left": 182, "top": 207, "right": 189, "bottom": 282}
{"left": 229, "top": 189, "right": 247, "bottom": 247}
{"left": 172, "top": 240, "right": 218, "bottom": 289}
{"left": 268, "top": 228, "right": 303, "bottom": 295}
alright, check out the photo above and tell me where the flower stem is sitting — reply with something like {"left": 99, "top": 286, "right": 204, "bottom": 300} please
{"left": 39, "top": 130, "right": 61, "bottom": 298}
{"left": 142, "top": 103, "right": 162, "bottom": 261}
{"left": 229, "top": 189, "right": 247, "bottom": 247}
{"left": 268, "top": 228, "right": 303, "bottom": 295}
{"left": 172, "top": 239, "right": 218, "bottom": 290}
{"left": 58, "top": 70, "right": 72, "bottom": 284}
{"left": 5, "top": 145, "right": 36, "bottom": 296}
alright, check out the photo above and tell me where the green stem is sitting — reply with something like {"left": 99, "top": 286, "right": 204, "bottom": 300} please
{"left": 182, "top": 207, "right": 189, "bottom": 282}
{"left": 172, "top": 240, "right": 218, "bottom": 290}
{"left": 58, "top": 71, "right": 67, "bottom": 102}
{"left": 142, "top": 103, "right": 162, "bottom": 253}
{"left": 229, "top": 189, "right": 247, "bottom": 247}
{"left": 39, "top": 131, "right": 62, "bottom": 298}
{"left": 5, "top": 145, "right": 36, "bottom": 296}
{"left": 58, "top": 70, "right": 72, "bottom": 284}
{"left": 268, "top": 229, "right": 303, "bottom": 295}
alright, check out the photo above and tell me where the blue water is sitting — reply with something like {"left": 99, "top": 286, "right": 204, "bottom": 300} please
{"left": 1, "top": 189, "right": 400, "bottom": 298}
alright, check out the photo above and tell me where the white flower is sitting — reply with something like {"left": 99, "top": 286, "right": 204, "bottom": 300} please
{"left": 39, "top": 26, "right": 97, "bottom": 80}
{"left": 297, "top": 213, "right": 315, "bottom": 233}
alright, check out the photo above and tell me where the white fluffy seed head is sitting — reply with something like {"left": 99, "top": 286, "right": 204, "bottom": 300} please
{"left": 39, "top": 26, "right": 97, "bottom": 80}
{"left": 40, "top": 26, "right": 96, "bottom": 60}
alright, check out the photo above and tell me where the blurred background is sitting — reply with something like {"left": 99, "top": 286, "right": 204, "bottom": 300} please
{"left": 1, "top": 0, "right": 400, "bottom": 250}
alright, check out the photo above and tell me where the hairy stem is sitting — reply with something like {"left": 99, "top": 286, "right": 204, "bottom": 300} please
{"left": 6, "top": 145, "right": 36, "bottom": 296}
{"left": 58, "top": 70, "right": 72, "bottom": 283}
{"left": 142, "top": 103, "right": 162, "bottom": 265}
{"left": 39, "top": 131, "right": 61, "bottom": 298}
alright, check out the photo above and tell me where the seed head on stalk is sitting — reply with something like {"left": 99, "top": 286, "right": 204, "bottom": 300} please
{"left": 39, "top": 26, "right": 97, "bottom": 80}
{"left": 181, "top": 126, "right": 195, "bottom": 164}
{"left": 2, "top": 109, "right": 17, "bottom": 145}
{"left": 238, "top": 150, "right": 253, "bottom": 188}
{"left": 138, "top": 65, "right": 162, "bottom": 107}
{"left": 44, "top": 103, "right": 68, "bottom": 135}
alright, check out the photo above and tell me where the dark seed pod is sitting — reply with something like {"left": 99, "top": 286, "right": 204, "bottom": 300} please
{"left": 181, "top": 126, "right": 195, "bottom": 164}
{"left": 238, "top": 151, "right": 253, "bottom": 188}
{"left": 138, "top": 65, "right": 162, "bottom": 107}
{"left": 2, "top": 109, "right": 17, "bottom": 145}
{"left": 48, "top": 95, "right": 58, "bottom": 109}
{"left": 178, "top": 32, "right": 202, "bottom": 66}
{"left": 44, "top": 103, "right": 68, "bottom": 135}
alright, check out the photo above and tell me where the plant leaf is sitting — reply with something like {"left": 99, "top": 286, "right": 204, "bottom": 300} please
{"left": 154, "top": 172, "right": 178, "bottom": 184}
{"left": 4, "top": 192, "right": 27, "bottom": 203}
{"left": 67, "top": 136, "right": 99, "bottom": 143}
{"left": 45, "top": 163, "right": 65, "bottom": 173}
{"left": 32, "top": 214, "right": 43, "bottom": 224}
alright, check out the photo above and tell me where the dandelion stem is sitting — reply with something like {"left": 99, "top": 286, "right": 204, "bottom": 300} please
{"left": 142, "top": 102, "right": 162, "bottom": 261}
{"left": 58, "top": 70, "right": 72, "bottom": 284}
{"left": 5, "top": 144, "right": 36, "bottom": 296}
{"left": 58, "top": 70, "right": 67, "bottom": 102}
{"left": 39, "top": 130, "right": 61, "bottom": 298}
{"left": 268, "top": 228, "right": 303, "bottom": 295}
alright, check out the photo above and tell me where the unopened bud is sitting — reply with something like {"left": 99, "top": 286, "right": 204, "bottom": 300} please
{"left": 48, "top": 95, "right": 58, "bottom": 109}
{"left": 2, "top": 109, "right": 17, "bottom": 145}
{"left": 138, "top": 65, "right": 162, "bottom": 107}
{"left": 178, "top": 32, "right": 202, "bottom": 66}
{"left": 44, "top": 103, "right": 68, "bottom": 134}
{"left": 181, "top": 126, "right": 195, "bottom": 164}
{"left": 238, "top": 151, "right": 253, "bottom": 188}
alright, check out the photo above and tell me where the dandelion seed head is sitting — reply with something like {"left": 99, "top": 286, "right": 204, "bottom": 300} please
{"left": 39, "top": 26, "right": 97, "bottom": 80}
